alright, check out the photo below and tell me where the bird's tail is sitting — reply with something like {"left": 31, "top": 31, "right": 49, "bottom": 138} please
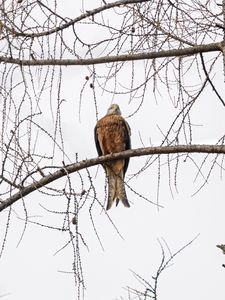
{"left": 106, "top": 172, "right": 130, "bottom": 210}
{"left": 106, "top": 174, "right": 116, "bottom": 210}
{"left": 115, "top": 175, "right": 130, "bottom": 208}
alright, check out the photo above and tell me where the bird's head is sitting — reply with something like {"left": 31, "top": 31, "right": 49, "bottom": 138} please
{"left": 106, "top": 104, "right": 121, "bottom": 115}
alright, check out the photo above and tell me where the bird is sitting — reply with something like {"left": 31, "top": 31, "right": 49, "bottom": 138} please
{"left": 94, "top": 104, "right": 131, "bottom": 210}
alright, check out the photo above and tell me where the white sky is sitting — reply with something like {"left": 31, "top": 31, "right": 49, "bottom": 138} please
{"left": 1, "top": 1, "right": 225, "bottom": 300}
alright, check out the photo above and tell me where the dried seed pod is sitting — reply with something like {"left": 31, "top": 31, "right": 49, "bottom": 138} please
{"left": 71, "top": 216, "right": 77, "bottom": 225}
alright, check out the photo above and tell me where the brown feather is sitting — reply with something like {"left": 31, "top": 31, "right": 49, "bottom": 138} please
{"left": 115, "top": 171, "right": 130, "bottom": 208}
{"left": 96, "top": 115, "right": 127, "bottom": 155}
{"left": 95, "top": 110, "right": 131, "bottom": 209}
{"left": 106, "top": 174, "right": 116, "bottom": 210}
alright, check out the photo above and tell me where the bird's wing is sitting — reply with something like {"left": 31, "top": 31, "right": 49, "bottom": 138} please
{"left": 94, "top": 124, "right": 102, "bottom": 156}
{"left": 123, "top": 120, "right": 131, "bottom": 175}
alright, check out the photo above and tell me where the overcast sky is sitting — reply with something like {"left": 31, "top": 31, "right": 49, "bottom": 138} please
{"left": 1, "top": 1, "right": 225, "bottom": 300}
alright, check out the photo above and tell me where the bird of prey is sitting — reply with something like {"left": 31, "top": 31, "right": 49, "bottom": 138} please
{"left": 94, "top": 104, "right": 131, "bottom": 210}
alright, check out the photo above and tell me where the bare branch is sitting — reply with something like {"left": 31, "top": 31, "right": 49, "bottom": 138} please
{"left": 0, "top": 42, "right": 222, "bottom": 66}
{"left": 6, "top": 0, "right": 150, "bottom": 38}
{"left": 127, "top": 235, "right": 199, "bottom": 300}
{"left": 200, "top": 53, "right": 225, "bottom": 106}
{"left": 0, "top": 144, "right": 225, "bottom": 212}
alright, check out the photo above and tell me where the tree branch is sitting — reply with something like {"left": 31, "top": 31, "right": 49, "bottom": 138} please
{"left": 0, "top": 144, "right": 225, "bottom": 212}
{"left": 0, "top": 42, "right": 222, "bottom": 66}
{"left": 222, "top": 0, "right": 225, "bottom": 76}
{"left": 5, "top": 0, "right": 150, "bottom": 38}
{"left": 200, "top": 53, "right": 225, "bottom": 106}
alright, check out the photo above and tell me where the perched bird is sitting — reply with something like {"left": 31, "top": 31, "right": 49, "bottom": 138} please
{"left": 94, "top": 104, "right": 131, "bottom": 210}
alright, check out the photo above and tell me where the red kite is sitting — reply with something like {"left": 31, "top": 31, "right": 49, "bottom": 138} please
{"left": 94, "top": 104, "right": 131, "bottom": 210}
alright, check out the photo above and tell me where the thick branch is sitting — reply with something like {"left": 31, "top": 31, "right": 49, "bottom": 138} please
{"left": 0, "top": 144, "right": 225, "bottom": 212}
{"left": 0, "top": 42, "right": 222, "bottom": 66}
